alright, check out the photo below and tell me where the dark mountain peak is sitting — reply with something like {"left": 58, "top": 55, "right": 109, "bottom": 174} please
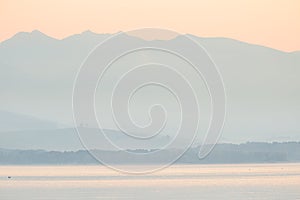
{"left": 81, "top": 30, "right": 96, "bottom": 35}
{"left": 30, "top": 30, "right": 52, "bottom": 38}
{"left": 0, "top": 30, "right": 57, "bottom": 47}
{"left": 61, "top": 30, "right": 110, "bottom": 43}
{"left": 15, "top": 30, "right": 56, "bottom": 40}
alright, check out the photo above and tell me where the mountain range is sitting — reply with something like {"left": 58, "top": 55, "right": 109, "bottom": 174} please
{"left": 0, "top": 30, "right": 299, "bottom": 150}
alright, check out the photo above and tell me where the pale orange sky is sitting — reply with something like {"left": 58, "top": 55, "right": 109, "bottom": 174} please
{"left": 0, "top": 0, "right": 299, "bottom": 52}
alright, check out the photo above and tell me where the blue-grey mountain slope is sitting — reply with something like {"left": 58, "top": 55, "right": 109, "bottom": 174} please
{"left": 0, "top": 30, "right": 299, "bottom": 150}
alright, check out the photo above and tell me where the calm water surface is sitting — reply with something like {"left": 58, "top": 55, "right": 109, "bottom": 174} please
{"left": 0, "top": 164, "right": 299, "bottom": 200}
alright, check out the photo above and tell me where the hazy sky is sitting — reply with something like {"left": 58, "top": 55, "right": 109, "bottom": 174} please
{"left": 1, "top": 0, "right": 299, "bottom": 51}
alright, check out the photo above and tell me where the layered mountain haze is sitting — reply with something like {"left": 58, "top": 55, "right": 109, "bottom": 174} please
{"left": 0, "top": 127, "right": 170, "bottom": 151}
{"left": 0, "top": 110, "right": 63, "bottom": 132}
{"left": 0, "top": 30, "right": 299, "bottom": 150}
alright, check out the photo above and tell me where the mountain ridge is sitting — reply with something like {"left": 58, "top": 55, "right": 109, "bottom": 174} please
{"left": 1, "top": 30, "right": 298, "bottom": 53}
{"left": 0, "top": 30, "right": 299, "bottom": 147}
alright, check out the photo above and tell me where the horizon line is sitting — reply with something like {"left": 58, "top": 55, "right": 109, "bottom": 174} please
{"left": 1, "top": 29, "right": 299, "bottom": 54}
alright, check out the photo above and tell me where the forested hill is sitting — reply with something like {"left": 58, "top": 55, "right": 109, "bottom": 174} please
{"left": 1, "top": 142, "right": 300, "bottom": 165}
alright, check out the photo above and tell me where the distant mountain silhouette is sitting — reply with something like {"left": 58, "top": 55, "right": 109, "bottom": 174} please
{"left": 0, "top": 127, "right": 170, "bottom": 151}
{"left": 0, "top": 110, "right": 63, "bottom": 132}
{"left": 0, "top": 30, "right": 299, "bottom": 146}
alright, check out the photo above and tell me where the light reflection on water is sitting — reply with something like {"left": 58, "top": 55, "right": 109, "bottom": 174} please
{"left": 0, "top": 164, "right": 299, "bottom": 199}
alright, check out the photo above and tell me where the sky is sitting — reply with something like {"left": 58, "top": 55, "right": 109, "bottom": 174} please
{"left": 0, "top": 0, "right": 300, "bottom": 52}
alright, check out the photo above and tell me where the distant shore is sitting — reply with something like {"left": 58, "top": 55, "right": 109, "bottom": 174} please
{"left": 1, "top": 142, "right": 300, "bottom": 165}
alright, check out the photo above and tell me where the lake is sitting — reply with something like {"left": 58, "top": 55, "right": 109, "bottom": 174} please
{"left": 0, "top": 164, "right": 299, "bottom": 199}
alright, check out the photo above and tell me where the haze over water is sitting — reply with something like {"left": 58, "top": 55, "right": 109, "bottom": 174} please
{"left": 1, "top": 164, "right": 299, "bottom": 200}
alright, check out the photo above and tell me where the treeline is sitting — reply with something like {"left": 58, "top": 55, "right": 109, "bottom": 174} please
{"left": 0, "top": 142, "right": 300, "bottom": 165}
